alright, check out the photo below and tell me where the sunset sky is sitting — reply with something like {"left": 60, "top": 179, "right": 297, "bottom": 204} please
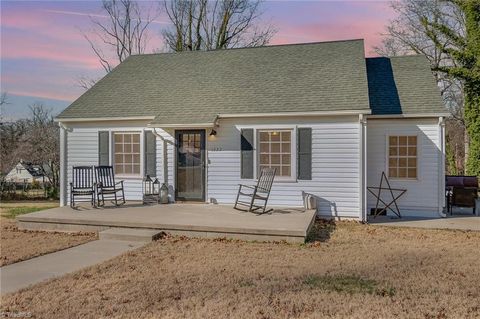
{"left": 1, "top": 0, "right": 397, "bottom": 119}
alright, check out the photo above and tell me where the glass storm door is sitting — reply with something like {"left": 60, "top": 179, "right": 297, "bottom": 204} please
{"left": 175, "top": 130, "right": 206, "bottom": 201}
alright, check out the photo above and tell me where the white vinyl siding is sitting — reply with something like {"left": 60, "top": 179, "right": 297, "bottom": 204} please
{"left": 206, "top": 116, "right": 362, "bottom": 219}
{"left": 367, "top": 118, "right": 441, "bottom": 217}
{"left": 65, "top": 122, "right": 152, "bottom": 204}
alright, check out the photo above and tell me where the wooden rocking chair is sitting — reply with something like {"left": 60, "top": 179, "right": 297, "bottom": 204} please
{"left": 94, "top": 166, "right": 125, "bottom": 206}
{"left": 70, "top": 166, "right": 95, "bottom": 208}
{"left": 234, "top": 168, "right": 276, "bottom": 214}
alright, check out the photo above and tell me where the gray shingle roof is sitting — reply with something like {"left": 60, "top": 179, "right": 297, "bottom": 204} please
{"left": 366, "top": 55, "right": 446, "bottom": 115}
{"left": 57, "top": 40, "right": 447, "bottom": 123}
{"left": 57, "top": 40, "right": 371, "bottom": 123}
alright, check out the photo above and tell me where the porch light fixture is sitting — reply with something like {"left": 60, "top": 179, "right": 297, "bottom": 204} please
{"left": 209, "top": 129, "right": 217, "bottom": 136}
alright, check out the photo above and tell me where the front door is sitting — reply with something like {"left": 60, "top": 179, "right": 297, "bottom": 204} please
{"left": 175, "top": 130, "right": 206, "bottom": 201}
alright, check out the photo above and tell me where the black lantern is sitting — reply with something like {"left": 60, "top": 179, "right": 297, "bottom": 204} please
{"left": 152, "top": 178, "right": 160, "bottom": 196}
{"left": 143, "top": 175, "right": 153, "bottom": 195}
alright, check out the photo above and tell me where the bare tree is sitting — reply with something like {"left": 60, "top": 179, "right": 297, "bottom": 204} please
{"left": 0, "top": 92, "right": 8, "bottom": 106}
{"left": 374, "top": 0, "right": 467, "bottom": 174}
{"left": 163, "top": 0, "right": 276, "bottom": 52}
{"left": 79, "top": 0, "right": 156, "bottom": 89}
{"left": 11, "top": 104, "right": 60, "bottom": 195}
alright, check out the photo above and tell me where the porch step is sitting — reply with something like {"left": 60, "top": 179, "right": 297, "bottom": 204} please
{"left": 99, "top": 228, "right": 164, "bottom": 242}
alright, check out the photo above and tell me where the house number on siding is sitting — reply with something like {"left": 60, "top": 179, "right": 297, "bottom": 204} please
{"left": 210, "top": 147, "right": 223, "bottom": 151}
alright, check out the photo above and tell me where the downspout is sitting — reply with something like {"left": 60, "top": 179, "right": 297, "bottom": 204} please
{"left": 359, "top": 114, "right": 368, "bottom": 223}
{"left": 438, "top": 117, "right": 446, "bottom": 217}
{"left": 58, "top": 122, "right": 69, "bottom": 207}
{"left": 152, "top": 128, "right": 169, "bottom": 185}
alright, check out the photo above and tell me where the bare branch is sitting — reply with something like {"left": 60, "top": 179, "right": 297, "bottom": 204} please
{"left": 163, "top": 0, "right": 276, "bottom": 52}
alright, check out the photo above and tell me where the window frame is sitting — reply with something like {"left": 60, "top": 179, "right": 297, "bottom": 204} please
{"left": 111, "top": 131, "right": 144, "bottom": 178}
{"left": 237, "top": 125, "right": 297, "bottom": 182}
{"left": 386, "top": 134, "right": 419, "bottom": 181}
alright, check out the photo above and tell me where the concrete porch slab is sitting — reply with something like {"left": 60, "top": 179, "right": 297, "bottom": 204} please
{"left": 16, "top": 203, "right": 316, "bottom": 243}
{"left": 369, "top": 215, "right": 480, "bottom": 231}
{"left": 99, "top": 228, "right": 164, "bottom": 242}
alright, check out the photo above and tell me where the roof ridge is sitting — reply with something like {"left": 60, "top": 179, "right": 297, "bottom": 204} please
{"left": 131, "top": 39, "right": 365, "bottom": 58}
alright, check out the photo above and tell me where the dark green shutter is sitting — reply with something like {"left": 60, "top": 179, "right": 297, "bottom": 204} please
{"left": 98, "top": 131, "right": 109, "bottom": 165}
{"left": 297, "top": 128, "right": 312, "bottom": 180}
{"left": 145, "top": 131, "right": 157, "bottom": 177}
{"left": 240, "top": 129, "right": 254, "bottom": 179}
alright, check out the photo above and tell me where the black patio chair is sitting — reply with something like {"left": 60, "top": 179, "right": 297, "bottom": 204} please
{"left": 446, "top": 175, "right": 478, "bottom": 215}
{"left": 94, "top": 166, "right": 125, "bottom": 206}
{"left": 70, "top": 166, "right": 95, "bottom": 208}
{"left": 234, "top": 167, "right": 276, "bottom": 214}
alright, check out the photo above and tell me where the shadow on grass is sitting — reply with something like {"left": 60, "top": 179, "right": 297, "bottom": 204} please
{"left": 305, "top": 218, "right": 337, "bottom": 243}
{"left": 303, "top": 274, "right": 396, "bottom": 297}
{"left": 1, "top": 206, "right": 57, "bottom": 219}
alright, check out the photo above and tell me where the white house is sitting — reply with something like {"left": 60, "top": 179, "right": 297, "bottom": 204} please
{"left": 5, "top": 161, "right": 47, "bottom": 184}
{"left": 55, "top": 39, "right": 448, "bottom": 221}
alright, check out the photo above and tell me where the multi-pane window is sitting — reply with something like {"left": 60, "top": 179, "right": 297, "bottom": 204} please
{"left": 388, "top": 136, "right": 417, "bottom": 179}
{"left": 258, "top": 130, "right": 292, "bottom": 177}
{"left": 114, "top": 132, "right": 141, "bottom": 175}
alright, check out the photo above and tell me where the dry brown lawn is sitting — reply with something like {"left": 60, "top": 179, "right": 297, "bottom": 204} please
{"left": 2, "top": 220, "right": 480, "bottom": 319}
{"left": 0, "top": 202, "right": 96, "bottom": 266}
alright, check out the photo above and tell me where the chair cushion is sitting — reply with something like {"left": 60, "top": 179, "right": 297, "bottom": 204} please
{"left": 463, "top": 176, "right": 478, "bottom": 188}
{"left": 446, "top": 176, "right": 464, "bottom": 187}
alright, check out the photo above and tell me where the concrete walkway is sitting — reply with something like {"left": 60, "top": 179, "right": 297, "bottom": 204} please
{"left": 369, "top": 215, "right": 480, "bottom": 231}
{"left": 0, "top": 239, "right": 144, "bottom": 295}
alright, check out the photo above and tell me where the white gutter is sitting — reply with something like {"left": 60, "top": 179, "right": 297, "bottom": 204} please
{"left": 438, "top": 117, "right": 447, "bottom": 218}
{"left": 54, "top": 116, "right": 155, "bottom": 123}
{"left": 148, "top": 123, "right": 215, "bottom": 128}
{"left": 367, "top": 113, "right": 451, "bottom": 119}
{"left": 218, "top": 109, "right": 372, "bottom": 118}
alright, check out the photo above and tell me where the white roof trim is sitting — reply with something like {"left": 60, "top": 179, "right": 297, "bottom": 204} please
{"left": 366, "top": 113, "right": 450, "bottom": 119}
{"left": 217, "top": 110, "right": 372, "bottom": 118}
{"left": 147, "top": 123, "right": 215, "bottom": 128}
{"left": 54, "top": 116, "right": 155, "bottom": 123}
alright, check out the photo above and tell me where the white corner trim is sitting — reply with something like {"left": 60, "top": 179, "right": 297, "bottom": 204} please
{"left": 54, "top": 116, "right": 155, "bottom": 123}
{"left": 438, "top": 116, "right": 446, "bottom": 218}
{"left": 359, "top": 114, "right": 368, "bottom": 222}
{"left": 59, "top": 126, "right": 68, "bottom": 207}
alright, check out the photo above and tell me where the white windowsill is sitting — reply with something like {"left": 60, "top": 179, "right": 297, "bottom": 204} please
{"left": 116, "top": 175, "right": 143, "bottom": 180}
{"left": 240, "top": 178, "right": 298, "bottom": 184}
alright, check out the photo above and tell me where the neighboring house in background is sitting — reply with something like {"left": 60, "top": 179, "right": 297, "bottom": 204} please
{"left": 5, "top": 161, "right": 48, "bottom": 184}
{"left": 55, "top": 39, "right": 448, "bottom": 220}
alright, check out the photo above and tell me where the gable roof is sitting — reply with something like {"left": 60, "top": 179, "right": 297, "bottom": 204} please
{"left": 366, "top": 55, "right": 446, "bottom": 115}
{"left": 57, "top": 40, "right": 371, "bottom": 124}
{"left": 56, "top": 39, "right": 447, "bottom": 124}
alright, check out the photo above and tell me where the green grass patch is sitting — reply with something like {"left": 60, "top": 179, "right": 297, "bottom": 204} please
{"left": 303, "top": 274, "right": 395, "bottom": 296}
{"left": 0, "top": 206, "right": 56, "bottom": 219}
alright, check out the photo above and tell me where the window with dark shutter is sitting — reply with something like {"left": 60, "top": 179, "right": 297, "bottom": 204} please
{"left": 240, "top": 129, "right": 254, "bottom": 179}
{"left": 144, "top": 131, "right": 156, "bottom": 177}
{"left": 297, "top": 128, "right": 312, "bottom": 180}
{"left": 98, "top": 131, "right": 109, "bottom": 165}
